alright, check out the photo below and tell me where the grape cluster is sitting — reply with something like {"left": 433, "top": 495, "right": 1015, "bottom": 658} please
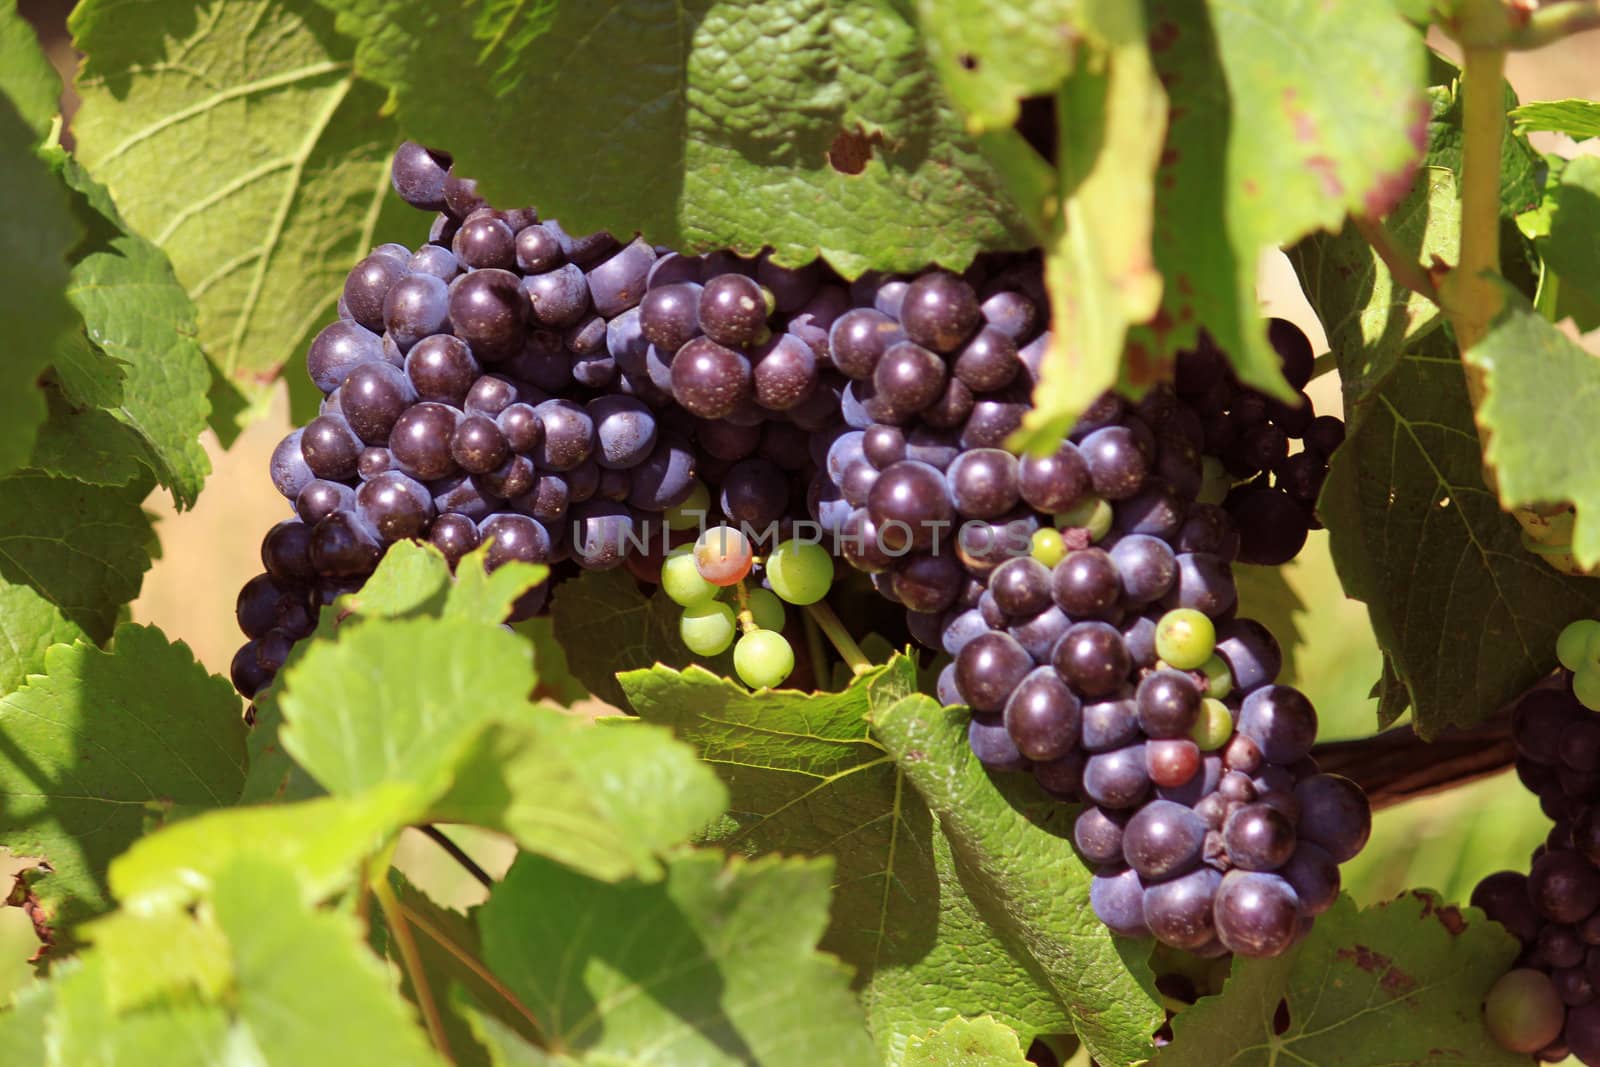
{"left": 231, "top": 142, "right": 1369, "bottom": 958}
{"left": 238, "top": 139, "right": 925, "bottom": 695}
{"left": 660, "top": 525, "right": 837, "bottom": 687}
{"left": 1474, "top": 648, "right": 1600, "bottom": 1065}
{"left": 803, "top": 261, "right": 1362, "bottom": 956}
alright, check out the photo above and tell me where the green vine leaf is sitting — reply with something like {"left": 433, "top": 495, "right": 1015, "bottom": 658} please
{"left": 1018, "top": 10, "right": 1167, "bottom": 451}
{"left": 0, "top": 2, "right": 62, "bottom": 137}
{"left": 476, "top": 850, "right": 878, "bottom": 1066}
{"left": 110, "top": 787, "right": 414, "bottom": 911}
{"left": 52, "top": 157, "right": 213, "bottom": 507}
{"left": 27, "top": 383, "right": 149, "bottom": 488}
{"left": 904, "top": 1016, "right": 1032, "bottom": 1067}
{"left": 38, "top": 856, "right": 445, "bottom": 1067}
{"left": 914, "top": 1, "right": 1077, "bottom": 132}
{"left": 1288, "top": 164, "right": 1457, "bottom": 400}
{"left": 1139, "top": 0, "right": 1427, "bottom": 396}
{"left": 1466, "top": 291, "right": 1600, "bottom": 571}
{"left": 552, "top": 568, "right": 732, "bottom": 709}
{"left": 870, "top": 686, "right": 1162, "bottom": 1067}
{"left": 0, "top": 625, "right": 245, "bottom": 933}
{"left": 277, "top": 615, "right": 539, "bottom": 796}
{"left": 619, "top": 659, "right": 1076, "bottom": 1062}
{"left": 1291, "top": 67, "right": 1542, "bottom": 402}
{"left": 1524, "top": 154, "right": 1600, "bottom": 330}
{"left": 47, "top": 955, "right": 232, "bottom": 1067}
{"left": 1320, "top": 338, "right": 1594, "bottom": 735}
{"left": 69, "top": 0, "right": 413, "bottom": 407}
{"left": 1155, "top": 893, "right": 1524, "bottom": 1066}
{"left": 0, "top": 471, "right": 154, "bottom": 641}
{"left": 318, "top": 0, "right": 1030, "bottom": 274}
{"left": 0, "top": 581, "right": 86, "bottom": 697}
{"left": 0, "top": 95, "right": 79, "bottom": 478}
{"left": 275, "top": 565, "right": 725, "bottom": 881}
{"left": 1511, "top": 98, "right": 1600, "bottom": 141}
{"left": 210, "top": 855, "right": 444, "bottom": 1065}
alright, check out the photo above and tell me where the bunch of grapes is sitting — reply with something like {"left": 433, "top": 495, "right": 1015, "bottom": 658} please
{"left": 231, "top": 142, "right": 1369, "bottom": 959}
{"left": 231, "top": 143, "right": 856, "bottom": 696}
{"left": 1474, "top": 625, "right": 1600, "bottom": 1064}
{"left": 659, "top": 527, "right": 836, "bottom": 687}
{"left": 804, "top": 257, "right": 1363, "bottom": 956}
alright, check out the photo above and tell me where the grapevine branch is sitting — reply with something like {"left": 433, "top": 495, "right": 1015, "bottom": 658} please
{"left": 1310, "top": 718, "right": 1515, "bottom": 812}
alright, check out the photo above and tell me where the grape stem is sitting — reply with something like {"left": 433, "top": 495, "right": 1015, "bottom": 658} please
{"left": 373, "top": 869, "right": 454, "bottom": 1062}
{"left": 732, "top": 578, "right": 757, "bottom": 635}
{"left": 1352, "top": 214, "right": 1440, "bottom": 305}
{"left": 801, "top": 606, "right": 830, "bottom": 688}
{"left": 804, "top": 600, "right": 871, "bottom": 675}
{"left": 419, "top": 824, "right": 493, "bottom": 890}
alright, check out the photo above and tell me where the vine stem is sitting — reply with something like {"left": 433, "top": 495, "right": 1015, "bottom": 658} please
{"left": 1351, "top": 215, "right": 1440, "bottom": 304}
{"left": 396, "top": 897, "right": 551, "bottom": 1051}
{"left": 1505, "top": 0, "right": 1600, "bottom": 48}
{"left": 804, "top": 601, "right": 871, "bottom": 674}
{"left": 419, "top": 824, "right": 494, "bottom": 891}
{"left": 373, "top": 871, "right": 454, "bottom": 1062}
{"left": 1442, "top": 43, "right": 1508, "bottom": 384}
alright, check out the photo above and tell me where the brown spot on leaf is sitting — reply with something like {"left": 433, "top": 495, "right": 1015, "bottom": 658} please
{"left": 1122, "top": 342, "right": 1164, "bottom": 388}
{"left": 1243, "top": 177, "right": 1259, "bottom": 197}
{"left": 1273, "top": 999, "right": 1291, "bottom": 1035}
{"left": 1149, "top": 22, "right": 1179, "bottom": 52}
{"left": 1412, "top": 889, "right": 1467, "bottom": 934}
{"left": 957, "top": 53, "right": 978, "bottom": 71}
{"left": 1382, "top": 965, "right": 1418, "bottom": 996}
{"left": 1336, "top": 944, "right": 1391, "bottom": 973}
{"left": 1337, "top": 944, "right": 1418, "bottom": 997}
{"left": 828, "top": 128, "right": 884, "bottom": 175}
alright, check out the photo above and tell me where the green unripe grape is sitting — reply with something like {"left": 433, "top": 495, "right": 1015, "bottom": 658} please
{"left": 1155, "top": 608, "right": 1216, "bottom": 670}
{"left": 1030, "top": 527, "right": 1067, "bottom": 568}
{"left": 1054, "top": 497, "right": 1112, "bottom": 543}
{"left": 1200, "top": 654, "right": 1233, "bottom": 700}
{"left": 1558, "top": 618, "right": 1600, "bottom": 672}
{"left": 1576, "top": 666, "right": 1600, "bottom": 713}
{"left": 665, "top": 481, "right": 710, "bottom": 531}
{"left": 680, "top": 601, "right": 736, "bottom": 656}
{"left": 1190, "top": 698, "right": 1234, "bottom": 751}
{"left": 734, "top": 628, "right": 795, "bottom": 689}
{"left": 745, "top": 587, "right": 787, "bottom": 632}
{"left": 661, "top": 545, "right": 719, "bottom": 607}
{"left": 1483, "top": 969, "right": 1564, "bottom": 1054}
{"left": 765, "top": 539, "right": 834, "bottom": 605}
